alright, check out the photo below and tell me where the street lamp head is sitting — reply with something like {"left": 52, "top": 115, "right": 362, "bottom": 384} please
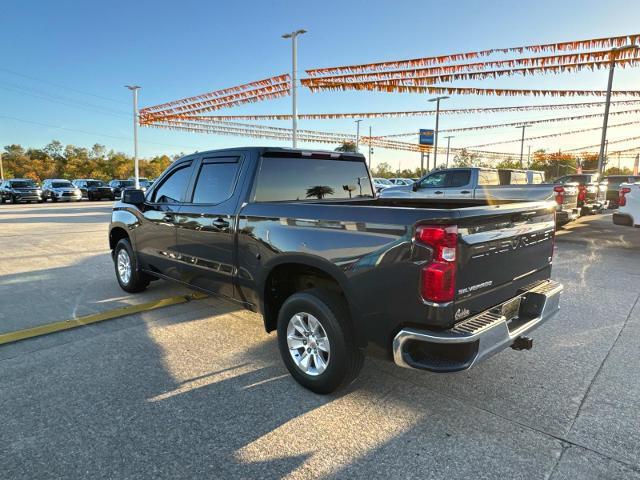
{"left": 125, "top": 85, "right": 141, "bottom": 91}
{"left": 282, "top": 29, "right": 306, "bottom": 39}
{"left": 428, "top": 96, "right": 450, "bottom": 102}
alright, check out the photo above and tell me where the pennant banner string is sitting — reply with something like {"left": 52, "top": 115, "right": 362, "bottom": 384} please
{"left": 306, "top": 34, "right": 640, "bottom": 76}
{"left": 306, "top": 83, "right": 640, "bottom": 97}
{"left": 464, "top": 121, "right": 640, "bottom": 148}
{"left": 303, "top": 57, "right": 640, "bottom": 90}
{"left": 164, "top": 100, "right": 640, "bottom": 121}
{"left": 303, "top": 48, "right": 640, "bottom": 84}
{"left": 379, "top": 108, "right": 640, "bottom": 137}
{"left": 565, "top": 135, "right": 640, "bottom": 151}
{"left": 140, "top": 74, "right": 290, "bottom": 114}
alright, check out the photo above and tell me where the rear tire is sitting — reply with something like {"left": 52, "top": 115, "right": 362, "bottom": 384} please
{"left": 114, "top": 238, "right": 150, "bottom": 293}
{"left": 277, "top": 288, "right": 364, "bottom": 394}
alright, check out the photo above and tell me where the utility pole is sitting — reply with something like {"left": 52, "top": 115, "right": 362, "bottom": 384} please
{"left": 517, "top": 124, "right": 531, "bottom": 168}
{"left": 282, "top": 29, "right": 307, "bottom": 148}
{"left": 444, "top": 135, "right": 454, "bottom": 168}
{"left": 527, "top": 145, "right": 531, "bottom": 167}
{"left": 354, "top": 119, "right": 362, "bottom": 152}
{"left": 597, "top": 44, "right": 639, "bottom": 176}
{"left": 428, "top": 96, "right": 449, "bottom": 166}
{"left": 368, "top": 126, "right": 372, "bottom": 169}
{"left": 0, "top": 152, "right": 4, "bottom": 181}
{"left": 420, "top": 151, "right": 425, "bottom": 176}
{"left": 125, "top": 85, "right": 141, "bottom": 189}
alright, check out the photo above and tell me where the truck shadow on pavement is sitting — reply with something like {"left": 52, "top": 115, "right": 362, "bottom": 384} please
{"left": 2, "top": 287, "right": 639, "bottom": 479}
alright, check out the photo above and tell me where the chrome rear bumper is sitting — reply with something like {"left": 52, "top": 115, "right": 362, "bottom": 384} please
{"left": 393, "top": 280, "right": 562, "bottom": 373}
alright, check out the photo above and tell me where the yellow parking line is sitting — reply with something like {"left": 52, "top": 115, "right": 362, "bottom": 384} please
{"left": 0, "top": 292, "right": 208, "bottom": 346}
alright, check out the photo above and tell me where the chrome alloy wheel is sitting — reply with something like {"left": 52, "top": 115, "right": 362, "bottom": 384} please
{"left": 286, "top": 312, "right": 331, "bottom": 376}
{"left": 117, "top": 249, "right": 132, "bottom": 285}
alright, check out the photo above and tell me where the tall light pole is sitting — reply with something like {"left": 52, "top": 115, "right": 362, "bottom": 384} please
{"left": 0, "top": 152, "right": 4, "bottom": 180}
{"left": 444, "top": 135, "right": 454, "bottom": 168}
{"left": 354, "top": 119, "right": 362, "bottom": 152}
{"left": 516, "top": 124, "right": 531, "bottom": 168}
{"left": 125, "top": 85, "right": 141, "bottom": 189}
{"left": 368, "top": 126, "right": 372, "bottom": 169}
{"left": 597, "top": 44, "right": 639, "bottom": 176}
{"left": 282, "top": 29, "right": 306, "bottom": 148}
{"left": 428, "top": 96, "right": 449, "bottom": 166}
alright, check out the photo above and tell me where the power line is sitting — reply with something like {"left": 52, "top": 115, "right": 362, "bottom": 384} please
{"left": 0, "top": 67, "right": 128, "bottom": 105}
{"left": 0, "top": 115, "right": 194, "bottom": 150}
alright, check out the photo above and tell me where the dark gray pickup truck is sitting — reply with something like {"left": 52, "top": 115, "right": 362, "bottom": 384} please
{"left": 109, "top": 147, "right": 562, "bottom": 393}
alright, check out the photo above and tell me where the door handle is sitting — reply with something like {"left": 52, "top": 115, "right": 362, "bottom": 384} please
{"left": 461, "top": 190, "right": 471, "bottom": 194}
{"left": 163, "top": 213, "right": 174, "bottom": 222}
{"left": 434, "top": 191, "right": 444, "bottom": 195}
{"left": 212, "top": 218, "right": 230, "bottom": 229}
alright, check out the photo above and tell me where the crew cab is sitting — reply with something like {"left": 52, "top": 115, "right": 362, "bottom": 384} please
{"left": 109, "top": 148, "right": 563, "bottom": 393}
{"left": 613, "top": 182, "right": 640, "bottom": 227}
{"left": 380, "top": 167, "right": 579, "bottom": 225}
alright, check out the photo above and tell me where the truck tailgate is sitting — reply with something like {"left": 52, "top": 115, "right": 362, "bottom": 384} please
{"left": 454, "top": 204, "right": 555, "bottom": 316}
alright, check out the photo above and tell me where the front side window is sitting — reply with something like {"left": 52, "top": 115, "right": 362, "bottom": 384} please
{"left": 531, "top": 173, "right": 543, "bottom": 184}
{"left": 254, "top": 157, "right": 374, "bottom": 201}
{"left": 151, "top": 164, "right": 192, "bottom": 203}
{"left": 191, "top": 158, "right": 240, "bottom": 204}
{"left": 420, "top": 172, "right": 447, "bottom": 188}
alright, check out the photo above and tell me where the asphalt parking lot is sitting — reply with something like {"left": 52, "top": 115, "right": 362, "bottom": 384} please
{"left": 1, "top": 202, "right": 639, "bottom": 479}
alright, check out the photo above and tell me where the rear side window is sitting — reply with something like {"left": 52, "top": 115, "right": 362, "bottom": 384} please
{"left": 510, "top": 172, "right": 527, "bottom": 185}
{"left": 446, "top": 170, "right": 471, "bottom": 188}
{"left": 531, "top": 173, "right": 543, "bottom": 184}
{"left": 151, "top": 164, "right": 192, "bottom": 203}
{"left": 478, "top": 170, "right": 500, "bottom": 186}
{"left": 191, "top": 157, "right": 240, "bottom": 204}
{"left": 254, "top": 157, "right": 374, "bottom": 201}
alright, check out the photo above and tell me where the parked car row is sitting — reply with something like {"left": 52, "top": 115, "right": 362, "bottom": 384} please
{"left": 0, "top": 177, "right": 155, "bottom": 204}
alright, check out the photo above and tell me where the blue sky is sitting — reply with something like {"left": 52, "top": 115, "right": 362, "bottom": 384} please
{"left": 1, "top": 0, "right": 639, "bottom": 170}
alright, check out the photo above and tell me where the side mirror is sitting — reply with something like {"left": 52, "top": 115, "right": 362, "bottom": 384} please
{"left": 122, "top": 188, "right": 145, "bottom": 207}
{"left": 412, "top": 182, "right": 419, "bottom": 192}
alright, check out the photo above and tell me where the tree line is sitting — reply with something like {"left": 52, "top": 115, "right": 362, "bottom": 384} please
{"left": 369, "top": 148, "right": 634, "bottom": 180}
{"left": 0, "top": 140, "right": 178, "bottom": 182}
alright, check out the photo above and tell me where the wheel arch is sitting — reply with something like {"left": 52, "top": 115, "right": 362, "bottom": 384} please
{"left": 260, "top": 254, "right": 365, "bottom": 348}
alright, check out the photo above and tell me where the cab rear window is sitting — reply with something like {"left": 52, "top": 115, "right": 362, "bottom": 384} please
{"left": 254, "top": 157, "right": 374, "bottom": 201}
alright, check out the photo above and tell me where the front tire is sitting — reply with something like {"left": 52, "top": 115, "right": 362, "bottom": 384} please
{"left": 114, "top": 238, "right": 150, "bottom": 293}
{"left": 277, "top": 288, "right": 364, "bottom": 394}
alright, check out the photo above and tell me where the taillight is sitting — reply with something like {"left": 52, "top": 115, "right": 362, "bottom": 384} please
{"left": 619, "top": 187, "right": 632, "bottom": 207}
{"left": 416, "top": 225, "right": 457, "bottom": 303}
{"left": 553, "top": 185, "right": 564, "bottom": 205}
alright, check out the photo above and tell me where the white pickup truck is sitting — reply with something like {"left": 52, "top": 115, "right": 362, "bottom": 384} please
{"left": 380, "top": 167, "right": 580, "bottom": 224}
{"left": 613, "top": 182, "right": 640, "bottom": 227}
